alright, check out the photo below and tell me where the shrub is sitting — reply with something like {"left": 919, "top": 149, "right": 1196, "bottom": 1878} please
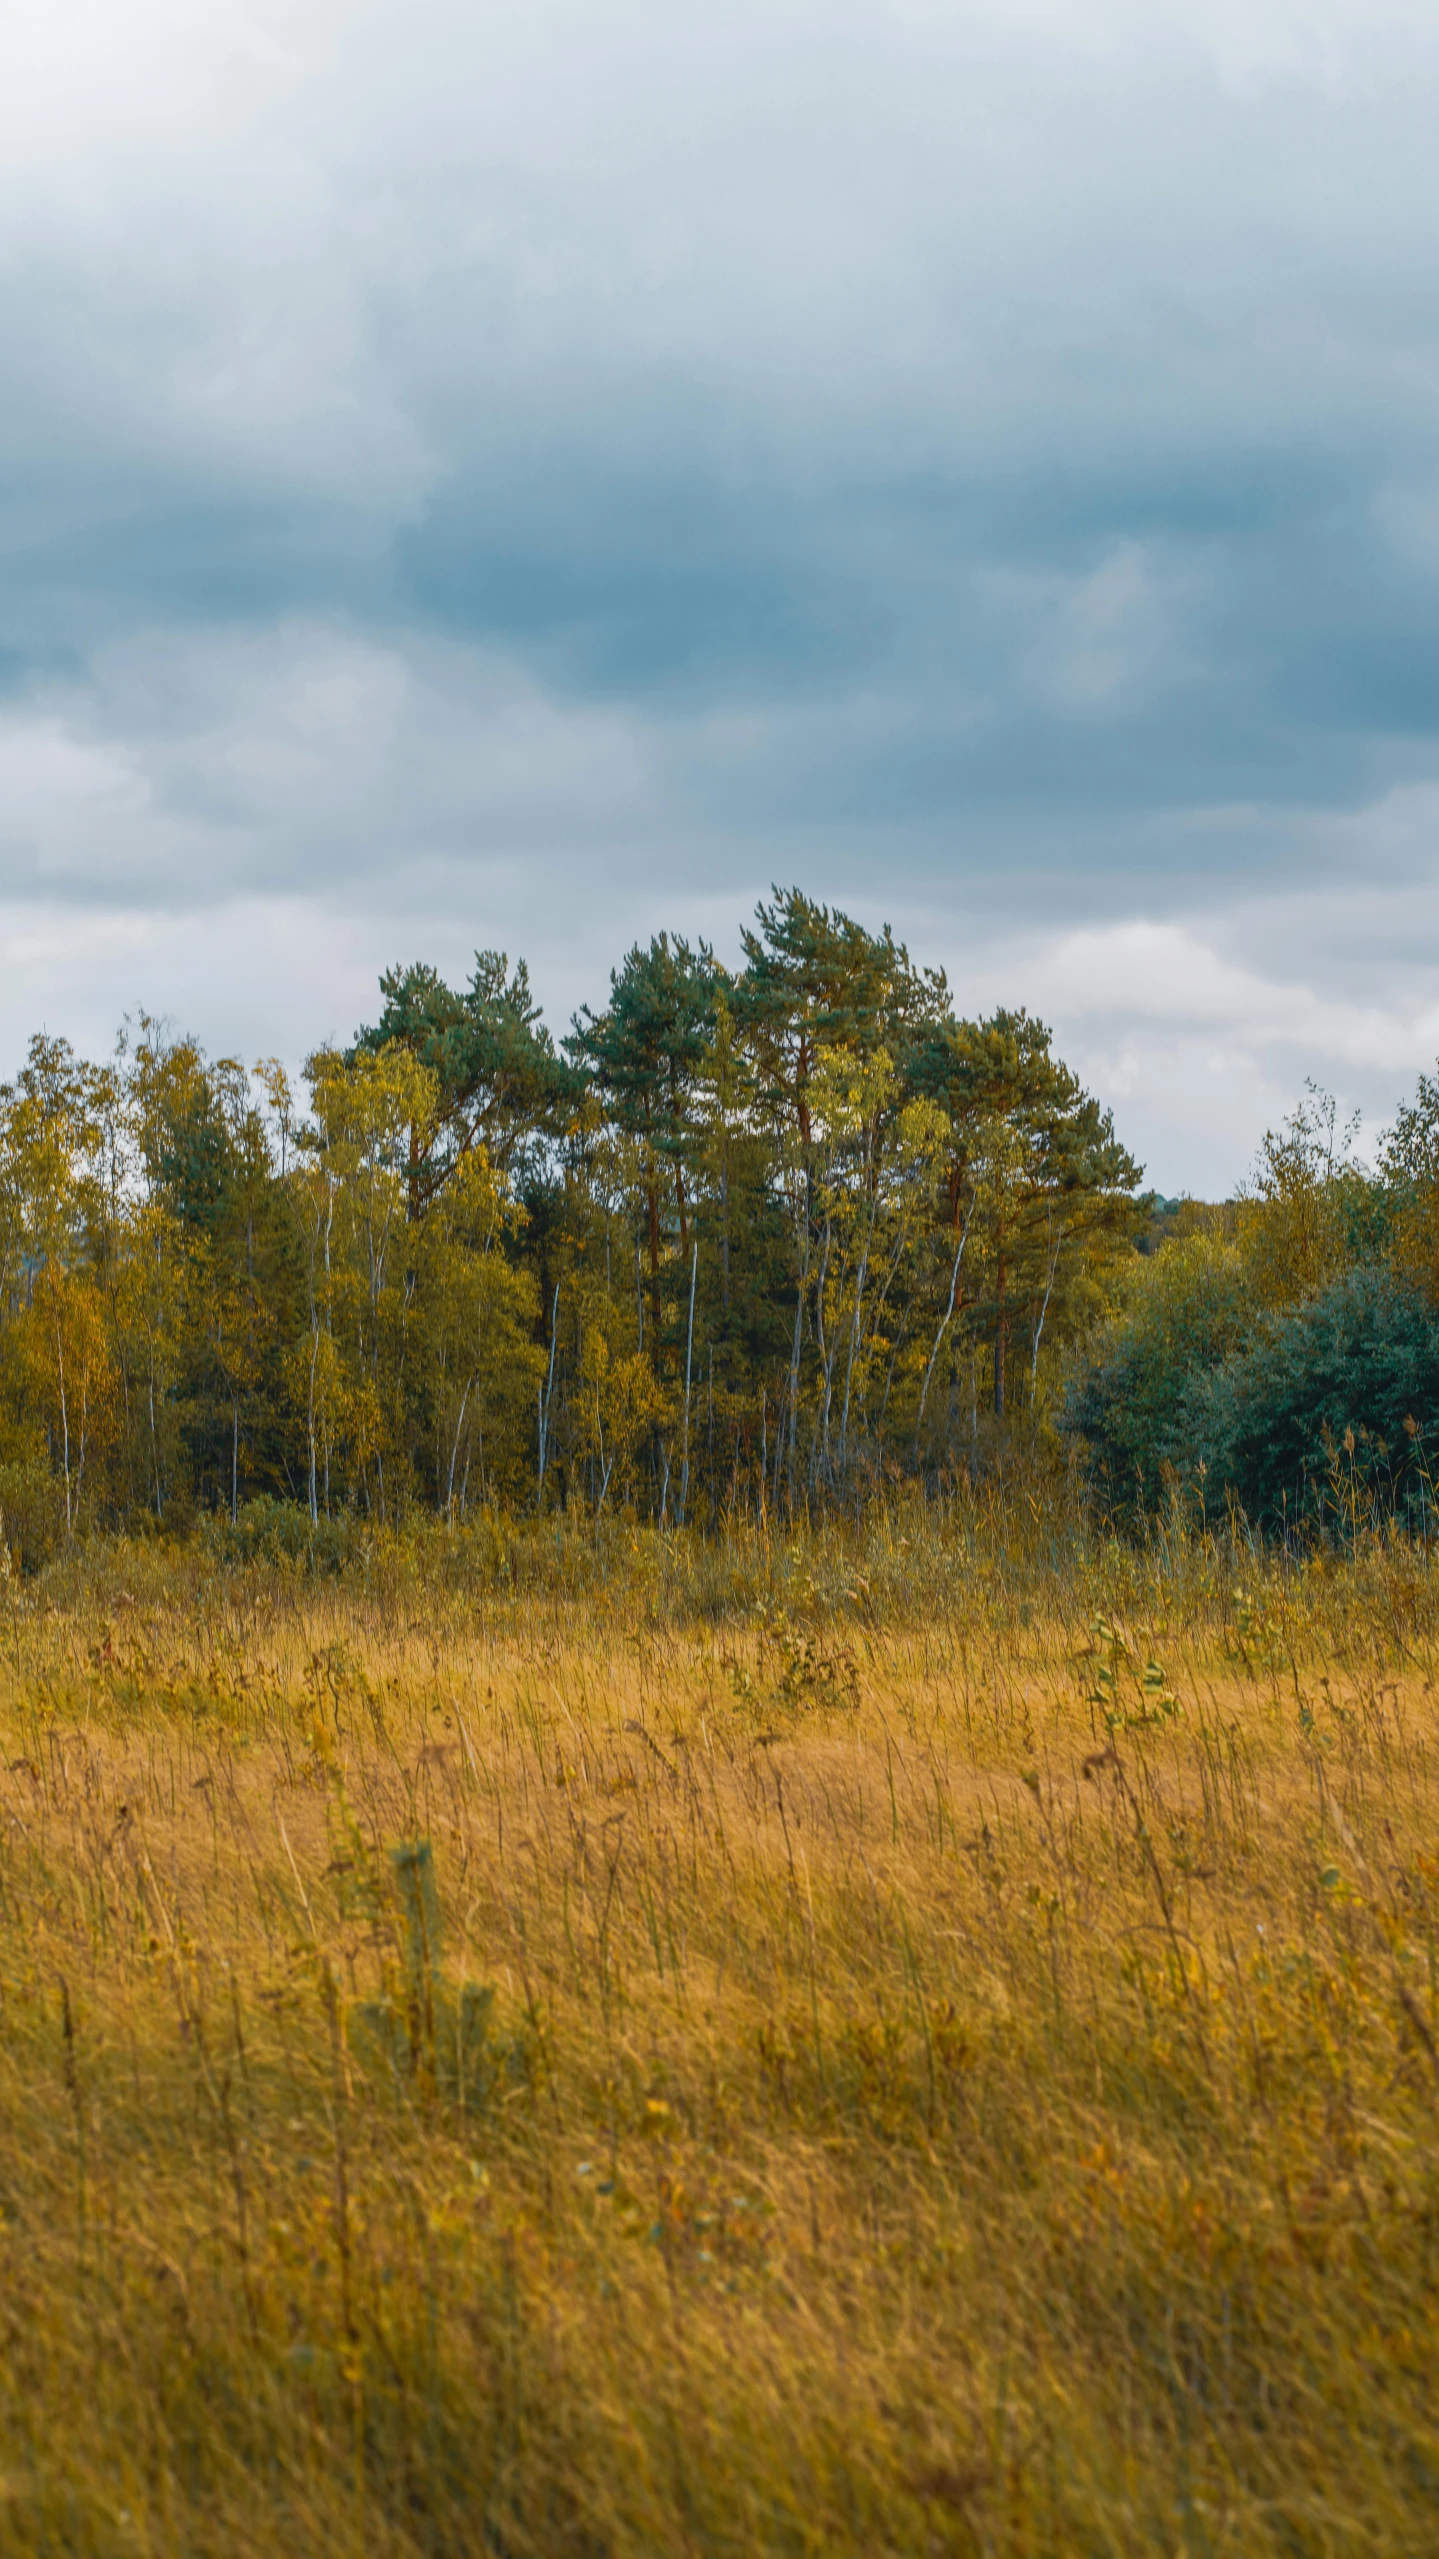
{"left": 1063, "top": 1233, "right": 1253, "bottom": 1518}
{"left": 200, "top": 1493, "right": 371, "bottom": 1575}
{"left": 0, "top": 1456, "right": 67, "bottom": 1572}
{"left": 1188, "top": 1262, "right": 1439, "bottom": 1535}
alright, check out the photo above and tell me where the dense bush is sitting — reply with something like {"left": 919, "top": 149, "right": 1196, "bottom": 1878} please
{"left": 0, "top": 1456, "right": 67, "bottom": 1573}
{"left": 1069, "top": 1252, "right": 1439, "bottom": 1537}
{"left": 200, "top": 1494, "right": 373, "bottom": 1575}
{"left": 1190, "top": 1263, "right": 1439, "bottom": 1533}
{"left": 1063, "top": 1233, "right": 1253, "bottom": 1515}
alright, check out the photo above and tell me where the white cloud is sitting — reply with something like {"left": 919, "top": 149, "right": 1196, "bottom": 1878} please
{"left": 942, "top": 889, "right": 1439, "bottom": 1193}
{"left": 1022, "top": 917, "right": 1439, "bottom": 1071}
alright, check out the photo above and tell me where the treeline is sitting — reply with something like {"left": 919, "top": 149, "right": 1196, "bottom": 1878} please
{"left": 0, "top": 888, "right": 1142, "bottom": 1554}
{"left": 1072, "top": 1083, "right": 1439, "bottom": 1539}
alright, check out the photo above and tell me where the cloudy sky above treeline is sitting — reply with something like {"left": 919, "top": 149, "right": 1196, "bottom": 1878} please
{"left": 3, "top": 0, "right": 1439, "bottom": 1190}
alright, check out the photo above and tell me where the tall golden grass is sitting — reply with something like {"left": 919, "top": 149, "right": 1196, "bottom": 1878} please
{"left": 3, "top": 1496, "right": 1439, "bottom": 2554}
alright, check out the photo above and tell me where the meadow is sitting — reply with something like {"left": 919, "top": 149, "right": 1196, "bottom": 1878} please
{"left": 2, "top": 1496, "right": 1439, "bottom": 2556}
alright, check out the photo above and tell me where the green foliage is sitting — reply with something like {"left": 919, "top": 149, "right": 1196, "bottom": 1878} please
{"left": 0, "top": 887, "right": 1148, "bottom": 1533}
{"left": 1189, "top": 1263, "right": 1439, "bottom": 1533}
{"left": 31, "top": 912, "right": 1439, "bottom": 1553}
{"left": 1237, "top": 1080, "right": 1380, "bottom": 1308}
{"left": 200, "top": 1494, "right": 369, "bottom": 1575}
{"left": 352, "top": 949, "right": 571, "bottom": 1194}
{"left": 1069, "top": 1071, "right": 1439, "bottom": 1540}
{"left": 0, "top": 1457, "right": 64, "bottom": 1572}
{"left": 1065, "top": 1232, "right": 1255, "bottom": 1517}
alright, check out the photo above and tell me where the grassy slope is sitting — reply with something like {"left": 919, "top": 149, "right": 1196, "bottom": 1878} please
{"left": 2, "top": 1512, "right": 1439, "bottom": 2554}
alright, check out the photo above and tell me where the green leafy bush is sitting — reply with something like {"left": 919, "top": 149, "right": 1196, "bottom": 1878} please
{"left": 1064, "top": 1233, "right": 1253, "bottom": 1517}
{"left": 1188, "top": 1263, "right": 1439, "bottom": 1534}
{"left": 1070, "top": 1254, "right": 1439, "bottom": 1538}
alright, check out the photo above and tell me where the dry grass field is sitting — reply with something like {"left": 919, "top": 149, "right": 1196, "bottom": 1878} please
{"left": 3, "top": 1502, "right": 1439, "bottom": 2555}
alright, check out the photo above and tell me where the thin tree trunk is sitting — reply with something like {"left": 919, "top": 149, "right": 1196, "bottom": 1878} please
{"left": 307, "top": 1324, "right": 320, "bottom": 1525}
{"left": 593, "top": 1381, "right": 613, "bottom": 1514}
{"left": 149, "top": 1337, "right": 163, "bottom": 1520}
{"left": 838, "top": 1188, "right": 881, "bottom": 1478}
{"left": 814, "top": 1216, "right": 837, "bottom": 1481}
{"left": 647, "top": 1169, "right": 662, "bottom": 1342}
{"left": 53, "top": 1294, "right": 72, "bottom": 1536}
{"left": 75, "top": 1371, "right": 88, "bottom": 1526}
{"left": 538, "top": 1285, "right": 560, "bottom": 1502}
{"left": 1029, "top": 1216, "right": 1064, "bottom": 1401}
{"left": 915, "top": 1194, "right": 979, "bottom": 1452}
{"left": 994, "top": 1235, "right": 1007, "bottom": 1420}
{"left": 679, "top": 1240, "right": 697, "bottom": 1524}
{"left": 784, "top": 1246, "right": 806, "bottom": 1502}
{"left": 447, "top": 1377, "right": 472, "bottom": 1523}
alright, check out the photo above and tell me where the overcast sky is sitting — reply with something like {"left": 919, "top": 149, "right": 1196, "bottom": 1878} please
{"left": 3, "top": 0, "right": 1439, "bottom": 1188}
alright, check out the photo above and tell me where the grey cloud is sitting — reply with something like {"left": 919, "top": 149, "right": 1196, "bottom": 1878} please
{"left": 1, "top": 0, "right": 1439, "bottom": 1180}
{"left": 0, "top": 625, "right": 669, "bottom": 907}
